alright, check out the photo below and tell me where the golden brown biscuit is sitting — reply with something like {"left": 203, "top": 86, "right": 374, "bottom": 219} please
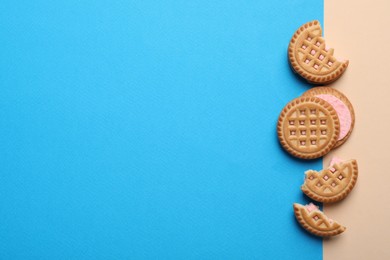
{"left": 302, "top": 87, "right": 355, "bottom": 148}
{"left": 302, "top": 157, "right": 358, "bottom": 203}
{"left": 293, "top": 203, "right": 346, "bottom": 237}
{"left": 277, "top": 96, "right": 340, "bottom": 159}
{"left": 288, "top": 20, "right": 349, "bottom": 84}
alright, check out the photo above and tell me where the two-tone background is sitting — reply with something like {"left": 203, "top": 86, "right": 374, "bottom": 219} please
{"left": 1, "top": 0, "right": 389, "bottom": 259}
{"left": 323, "top": 0, "right": 390, "bottom": 259}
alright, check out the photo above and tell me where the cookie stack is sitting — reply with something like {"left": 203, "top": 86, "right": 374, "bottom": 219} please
{"left": 277, "top": 20, "right": 358, "bottom": 237}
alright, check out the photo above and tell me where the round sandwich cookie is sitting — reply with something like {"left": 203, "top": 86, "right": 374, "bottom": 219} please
{"left": 277, "top": 96, "right": 340, "bottom": 159}
{"left": 293, "top": 203, "right": 346, "bottom": 237}
{"left": 288, "top": 20, "right": 349, "bottom": 85}
{"left": 301, "top": 87, "right": 355, "bottom": 148}
{"left": 302, "top": 157, "right": 358, "bottom": 203}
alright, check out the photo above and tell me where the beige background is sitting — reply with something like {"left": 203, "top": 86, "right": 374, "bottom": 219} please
{"left": 324, "top": 0, "right": 390, "bottom": 259}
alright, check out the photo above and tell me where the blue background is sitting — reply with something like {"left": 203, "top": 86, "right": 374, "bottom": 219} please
{"left": 0, "top": 1, "right": 323, "bottom": 259}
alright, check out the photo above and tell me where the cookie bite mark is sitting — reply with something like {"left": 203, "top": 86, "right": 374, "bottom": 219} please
{"left": 288, "top": 20, "right": 349, "bottom": 84}
{"left": 293, "top": 203, "right": 346, "bottom": 237}
{"left": 301, "top": 159, "right": 358, "bottom": 203}
{"left": 329, "top": 156, "right": 343, "bottom": 172}
{"left": 305, "top": 202, "right": 319, "bottom": 212}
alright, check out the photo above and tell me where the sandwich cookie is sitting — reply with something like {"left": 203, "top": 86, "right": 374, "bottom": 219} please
{"left": 302, "top": 87, "right": 355, "bottom": 148}
{"left": 293, "top": 203, "right": 346, "bottom": 237}
{"left": 277, "top": 96, "right": 340, "bottom": 159}
{"left": 288, "top": 20, "right": 349, "bottom": 85}
{"left": 302, "top": 157, "right": 358, "bottom": 203}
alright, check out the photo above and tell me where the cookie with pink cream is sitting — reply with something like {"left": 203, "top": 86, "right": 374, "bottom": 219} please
{"left": 302, "top": 157, "right": 358, "bottom": 203}
{"left": 302, "top": 87, "right": 355, "bottom": 148}
{"left": 293, "top": 203, "right": 346, "bottom": 237}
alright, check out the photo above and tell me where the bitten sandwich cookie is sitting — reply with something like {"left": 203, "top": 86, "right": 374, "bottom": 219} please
{"left": 277, "top": 96, "right": 340, "bottom": 159}
{"left": 288, "top": 20, "right": 349, "bottom": 84}
{"left": 293, "top": 203, "right": 346, "bottom": 237}
{"left": 302, "top": 157, "right": 358, "bottom": 203}
{"left": 302, "top": 87, "right": 355, "bottom": 148}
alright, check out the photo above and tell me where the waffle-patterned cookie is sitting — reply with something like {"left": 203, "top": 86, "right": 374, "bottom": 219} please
{"left": 293, "top": 203, "right": 346, "bottom": 237}
{"left": 277, "top": 96, "right": 340, "bottom": 159}
{"left": 288, "top": 20, "right": 349, "bottom": 84}
{"left": 302, "top": 87, "right": 355, "bottom": 148}
{"left": 302, "top": 158, "right": 358, "bottom": 203}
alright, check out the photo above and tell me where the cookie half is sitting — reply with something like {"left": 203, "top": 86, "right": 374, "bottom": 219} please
{"left": 302, "top": 87, "right": 355, "bottom": 148}
{"left": 288, "top": 20, "right": 349, "bottom": 85}
{"left": 277, "top": 96, "right": 340, "bottom": 159}
{"left": 293, "top": 203, "right": 346, "bottom": 237}
{"left": 302, "top": 157, "right": 358, "bottom": 203}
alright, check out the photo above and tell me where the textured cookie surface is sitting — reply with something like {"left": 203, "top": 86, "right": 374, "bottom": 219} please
{"left": 277, "top": 96, "right": 340, "bottom": 159}
{"left": 288, "top": 20, "right": 349, "bottom": 84}
{"left": 302, "top": 87, "right": 355, "bottom": 148}
{"left": 293, "top": 203, "right": 346, "bottom": 237}
{"left": 302, "top": 159, "right": 358, "bottom": 203}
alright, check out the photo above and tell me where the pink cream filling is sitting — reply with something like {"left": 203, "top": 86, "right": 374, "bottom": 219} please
{"left": 305, "top": 203, "right": 333, "bottom": 224}
{"left": 305, "top": 203, "right": 319, "bottom": 213}
{"left": 329, "top": 156, "right": 343, "bottom": 172}
{"left": 315, "top": 94, "right": 352, "bottom": 140}
{"left": 329, "top": 156, "right": 343, "bottom": 166}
